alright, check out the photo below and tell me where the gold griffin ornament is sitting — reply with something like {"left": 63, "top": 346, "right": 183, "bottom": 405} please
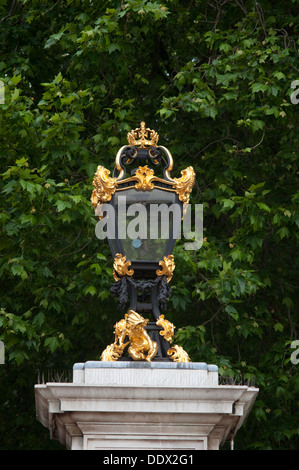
{"left": 101, "top": 311, "right": 190, "bottom": 363}
{"left": 125, "top": 310, "right": 158, "bottom": 362}
{"left": 101, "top": 318, "right": 129, "bottom": 361}
{"left": 101, "top": 310, "right": 158, "bottom": 362}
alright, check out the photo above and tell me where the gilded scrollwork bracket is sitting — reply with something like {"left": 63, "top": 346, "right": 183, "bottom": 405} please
{"left": 156, "top": 255, "right": 175, "bottom": 283}
{"left": 113, "top": 253, "right": 134, "bottom": 282}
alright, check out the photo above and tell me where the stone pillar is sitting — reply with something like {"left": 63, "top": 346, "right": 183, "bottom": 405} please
{"left": 35, "top": 361, "right": 258, "bottom": 450}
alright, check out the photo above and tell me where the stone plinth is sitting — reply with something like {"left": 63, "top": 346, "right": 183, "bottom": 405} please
{"left": 34, "top": 361, "right": 258, "bottom": 450}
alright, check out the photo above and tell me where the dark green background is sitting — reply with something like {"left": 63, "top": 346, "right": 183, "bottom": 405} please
{"left": 0, "top": 0, "right": 298, "bottom": 450}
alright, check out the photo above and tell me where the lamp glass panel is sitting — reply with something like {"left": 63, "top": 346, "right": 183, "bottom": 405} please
{"left": 111, "top": 188, "right": 182, "bottom": 262}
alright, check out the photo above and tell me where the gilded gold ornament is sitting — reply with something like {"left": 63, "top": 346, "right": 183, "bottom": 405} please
{"left": 117, "top": 165, "right": 175, "bottom": 192}
{"left": 91, "top": 123, "right": 196, "bottom": 365}
{"left": 100, "top": 318, "right": 129, "bottom": 361}
{"left": 91, "top": 165, "right": 118, "bottom": 208}
{"left": 172, "top": 166, "right": 196, "bottom": 204}
{"left": 113, "top": 253, "right": 134, "bottom": 281}
{"left": 125, "top": 310, "right": 158, "bottom": 362}
{"left": 156, "top": 254, "right": 175, "bottom": 283}
{"left": 156, "top": 314, "right": 175, "bottom": 343}
{"left": 133, "top": 165, "right": 156, "bottom": 190}
{"left": 127, "top": 121, "right": 159, "bottom": 148}
{"left": 167, "top": 344, "right": 190, "bottom": 363}
{"left": 100, "top": 310, "right": 158, "bottom": 362}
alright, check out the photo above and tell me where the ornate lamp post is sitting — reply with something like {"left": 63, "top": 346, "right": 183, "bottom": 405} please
{"left": 91, "top": 122, "right": 195, "bottom": 363}
{"left": 35, "top": 123, "right": 259, "bottom": 451}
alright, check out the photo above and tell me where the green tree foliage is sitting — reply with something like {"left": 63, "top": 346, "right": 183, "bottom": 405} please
{"left": 0, "top": 0, "right": 298, "bottom": 450}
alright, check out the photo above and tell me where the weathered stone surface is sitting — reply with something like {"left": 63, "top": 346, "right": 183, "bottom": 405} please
{"left": 35, "top": 361, "right": 258, "bottom": 450}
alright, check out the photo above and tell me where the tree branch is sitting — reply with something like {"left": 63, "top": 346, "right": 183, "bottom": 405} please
{"left": 0, "top": 0, "right": 17, "bottom": 24}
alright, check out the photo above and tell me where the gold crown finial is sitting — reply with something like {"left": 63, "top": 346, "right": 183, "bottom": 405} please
{"left": 127, "top": 121, "right": 159, "bottom": 148}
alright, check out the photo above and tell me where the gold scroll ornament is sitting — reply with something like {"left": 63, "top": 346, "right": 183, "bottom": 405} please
{"left": 113, "top": 253, "right": 134, "bottom": 281}
{"left": 168, "top": 345, "right": 190, "bottom": 363}
{"left": 156, "top": 254, "right": 175, "bottom": 283}
{"left": 101, "top": 311, "right": 190, "bottom": 363}
{"left": 156, "top": 314, "right": 175, "bottom": 342}
{"left": 91, "top": 163, "right": 195, "bottom": 206}
{"left": 156, "top": 314, "right": 190, "bottom": 362}
{"left": 91, "top": 165, "right": 118, "bottom": 208}
{"left": 91, "top": 122, "right": 196, "bottom": 208}
{"left": 172, "top": 166, "right": 196, "bottom": 205}
{"left": 113, "top": 253, "right": 174, "bottom": 284}
{"left": 132, "top": 165, "right": 156, "bottom": 190}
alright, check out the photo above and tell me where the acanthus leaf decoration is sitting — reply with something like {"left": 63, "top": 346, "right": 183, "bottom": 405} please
{"left": 172, "top": 166, "right": 196, "bottom": 204}
{"left": 91, "top": 165, "right": 118, "bottom": 208}
{"left": 133, "top": 165, "right": 156, "bottom": 190}
{"left": 167, "top": 344, "right": 190, "bottom": 363}
{"left": 156, "top": 314, "right": 175, "bottom": 343}
{"left": 156, "top": 255, "right": 175, "bottom": 283}
{"left": 113, "top": 253, "right": 134, "bottom": 281}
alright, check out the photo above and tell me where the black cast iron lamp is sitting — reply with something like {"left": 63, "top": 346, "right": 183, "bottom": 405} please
{"left": 91, "top": 122, "right": 195, "bottom": 362}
